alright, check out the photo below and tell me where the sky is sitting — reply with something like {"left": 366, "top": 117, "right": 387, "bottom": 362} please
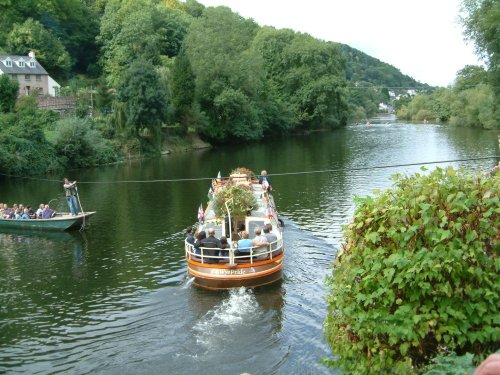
{"left": 197, "top": 0, "right": 482, "bottom": 87}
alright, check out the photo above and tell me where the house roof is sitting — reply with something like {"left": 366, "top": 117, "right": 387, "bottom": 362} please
{"left": 0, "top": 55, "right": 48, "bottom": 75}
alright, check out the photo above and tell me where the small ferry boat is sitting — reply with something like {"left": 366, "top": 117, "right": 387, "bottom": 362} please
{"left": 0, "top": 212, "right": 96, "bottom": 232}
{"left": 185, "top": 168, "right": 284, "bottom": 290}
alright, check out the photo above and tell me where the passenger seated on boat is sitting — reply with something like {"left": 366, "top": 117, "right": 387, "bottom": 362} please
{"left": 14, "top": 208, "right": 22, "bottom": 219}
{"left": 9, "top": 204, "right": 18, "bottom": 218}
{"left": 252, "top": 228, "right": 269, "bottom": 258}
{"left": 41, "top": 205, "right": 56, "bottom": 218}
{"left": 195, "top": 228, "right": 221, "bottom": 264}
{"left": 263, "top": 225, "right": 278, "bottom": 250}
{"left": 234, "top": 223, "right": 245, "bottom": 241}
{"left": 26, "top": 206, "right": 36, "bottom": 219}
{"left": 1, "top": 204, "right": 12, "bottom": 218}
{"left": 36, "top": 203, "right": 44, "bottom": 218}
{"left": 237, "top": 231, "right": 253, "bottom": 255}
{"left": 186, "top": 226, "right": 195, "bottom": 246}
{"left": 193, "top": 230, "right": 206, "bottom": 255}
{"left": 219, "top": 236, "right": 230, "bottom": 258}
{"left": 20, "top": 208, "right": 31, "bottom": 220}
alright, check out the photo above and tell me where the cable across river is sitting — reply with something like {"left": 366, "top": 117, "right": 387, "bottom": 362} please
{"left": 0, "top": 155, "right": 498, "bottom": 184}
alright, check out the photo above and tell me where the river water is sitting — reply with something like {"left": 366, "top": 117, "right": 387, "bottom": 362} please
{"left": 0, "top": 120, "right": 498, "bottom": 374}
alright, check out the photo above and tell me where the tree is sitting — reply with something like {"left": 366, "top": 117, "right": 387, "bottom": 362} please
{"left": 184, "top": 6, "right": 265, "bottom": 141}
{"left": 154, "top": 6, "right": 191, "bottom": 57}
{"left": 252, "top": 27, "right": 348, "bottom": 130}
{"left": 169, "top": 48, "right": 195, "bottom": 128}
{"left": 98, "top": 0, "right": 160, "bottom": 87}
{"left": 0, "top": 75, "right": 19, "bottom": 113}
{"left": 455, "top": 65, "right": 489, "bottom": 90}
{"left": 7, "top": 18, "right": 72, "bottom": 79}
{"left": 185, "top": 0, "right": 205, "bottom": 17}
{"left": 324, "top": 167, "right": 499, "bottom": 373}
{"left": 461, "top": 0, "right": 499, "bottom": 72}
{"left": 117, "top": 59, "right": 168, "bottom": 147}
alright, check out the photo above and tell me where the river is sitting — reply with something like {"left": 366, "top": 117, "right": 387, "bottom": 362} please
{"left": 0, "top": 120, "right": 498, "bottom": 374}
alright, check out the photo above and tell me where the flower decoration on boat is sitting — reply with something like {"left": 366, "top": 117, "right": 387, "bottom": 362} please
{"left": 212, "top": 184, "right": 257, "bottom": 219}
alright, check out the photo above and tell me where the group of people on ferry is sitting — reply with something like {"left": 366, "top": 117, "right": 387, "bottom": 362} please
{"left": 186, "top": 222, "right": 278, "bottom": 263}
{"left": 0, "top": 203, "right": 56, "bottom": 220}
{"left": 1, "top": 178, "right": 81, "bottom": 220}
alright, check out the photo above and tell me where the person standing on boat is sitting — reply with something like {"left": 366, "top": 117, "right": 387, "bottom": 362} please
{"left": 258, "top": 170, "right": 272, "bottom": 192}
{"left": 63, "top": 178, "right": 79, "bottom": 216}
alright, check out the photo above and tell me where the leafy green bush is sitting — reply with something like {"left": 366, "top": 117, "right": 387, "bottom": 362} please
{"left": 0, "top": 101, "right": 62, "bottom": 174}
{"left": 212, "top": 184, "right": 257, "bottom": 219}
{"left": 324, "top": 167, "right": 499, "bottom": 374}
{"left": 53, "top": 117, "right": 116, "bottom": 168}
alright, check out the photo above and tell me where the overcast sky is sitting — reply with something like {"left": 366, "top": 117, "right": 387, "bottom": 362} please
{"left": 197, "top": 0, "right": 482, "bottom": 87}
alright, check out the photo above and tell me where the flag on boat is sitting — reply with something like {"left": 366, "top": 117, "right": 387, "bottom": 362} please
{"left": 217, "top": 171, "right": 221, "bottom": 181}
{"left": 197, "top": 203, "right": 205, "bottom": 222}
{"left": 207, "top": 187, "right": 214, "bottom": 200}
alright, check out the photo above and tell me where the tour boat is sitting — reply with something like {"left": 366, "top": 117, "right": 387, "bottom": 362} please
{"left": 185, "top": 169, "right": 284, "bottom": 290}
{"left": 0, "top": 212, "right": 96, "bottom": 232}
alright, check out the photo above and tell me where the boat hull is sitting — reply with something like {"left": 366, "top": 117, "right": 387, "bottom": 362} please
{"left": 187, "top": 254, "right": 284, "bottom": 290}
{"left": 0, "top": 212, "right": 96, "bottom": 231}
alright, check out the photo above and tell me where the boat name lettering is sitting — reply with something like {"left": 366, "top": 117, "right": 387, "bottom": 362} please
{"left": 210, "top": 268, "right": 247, "bottom": 275}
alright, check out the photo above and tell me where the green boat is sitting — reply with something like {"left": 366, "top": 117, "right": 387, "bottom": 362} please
{"left": 0, "top": 212, "right": 96, "bottom": 231}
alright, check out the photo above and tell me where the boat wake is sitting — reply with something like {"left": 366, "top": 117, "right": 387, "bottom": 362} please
{"left": 192, "top": 288, "right": 262, "bottom": 347}
{"left": 182, "top": 276, "right": 195, "bottom": 289}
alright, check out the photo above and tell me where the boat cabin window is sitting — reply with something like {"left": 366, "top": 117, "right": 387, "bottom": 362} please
{"left": 247, "top": 220, "right": 266, "bottom": 239}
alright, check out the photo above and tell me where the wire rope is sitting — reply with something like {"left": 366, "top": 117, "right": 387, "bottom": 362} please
{"left": 0, "top": 155, "right": 497, "bottom": 185}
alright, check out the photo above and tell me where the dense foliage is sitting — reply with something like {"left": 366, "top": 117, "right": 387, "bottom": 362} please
{"left": 212, "top": 184, "right": 257, "bottom": 219}
{"left": 0, "top": 74, "right": 18, "bottom": 113}
{"left": 324, "top": 167, "right": 499, "bottom": 373}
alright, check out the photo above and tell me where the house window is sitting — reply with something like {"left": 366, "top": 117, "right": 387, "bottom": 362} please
{"left": 18, "top": 60, "right": 25, "bottom": 68}
{"left": 35, "top": 75, "right": 41, "bottom": 82}
{"left": 10, "top": 74, "right": 17, "bottom": 80}
{"left": 29, "top": 61, "right": 35, "bottom": 68}
{"left": 5, "top": 60, "right": 12, "bottom": 67}
{"left": 25, "top": 74, "right": 31, "bottom": 81}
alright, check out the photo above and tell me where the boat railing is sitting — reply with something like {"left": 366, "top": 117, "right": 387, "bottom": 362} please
{"left": 185, "top": 238, "right": 283, "bottom": 265}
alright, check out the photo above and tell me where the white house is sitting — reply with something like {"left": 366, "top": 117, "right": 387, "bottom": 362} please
{"left": 0, "top": 51, "right": 60, "bottom": 97}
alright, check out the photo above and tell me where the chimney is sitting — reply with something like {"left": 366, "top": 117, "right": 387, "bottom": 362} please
{"left": 28, "top": 51, "right": 35, "bottom": 58}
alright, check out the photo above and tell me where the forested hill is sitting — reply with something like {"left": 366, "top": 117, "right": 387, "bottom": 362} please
{"left": 340, "top": 44, "right": 429, "bottom": 90}
{"left": 0, "top": 0, "right": 436, "bottom": 175}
